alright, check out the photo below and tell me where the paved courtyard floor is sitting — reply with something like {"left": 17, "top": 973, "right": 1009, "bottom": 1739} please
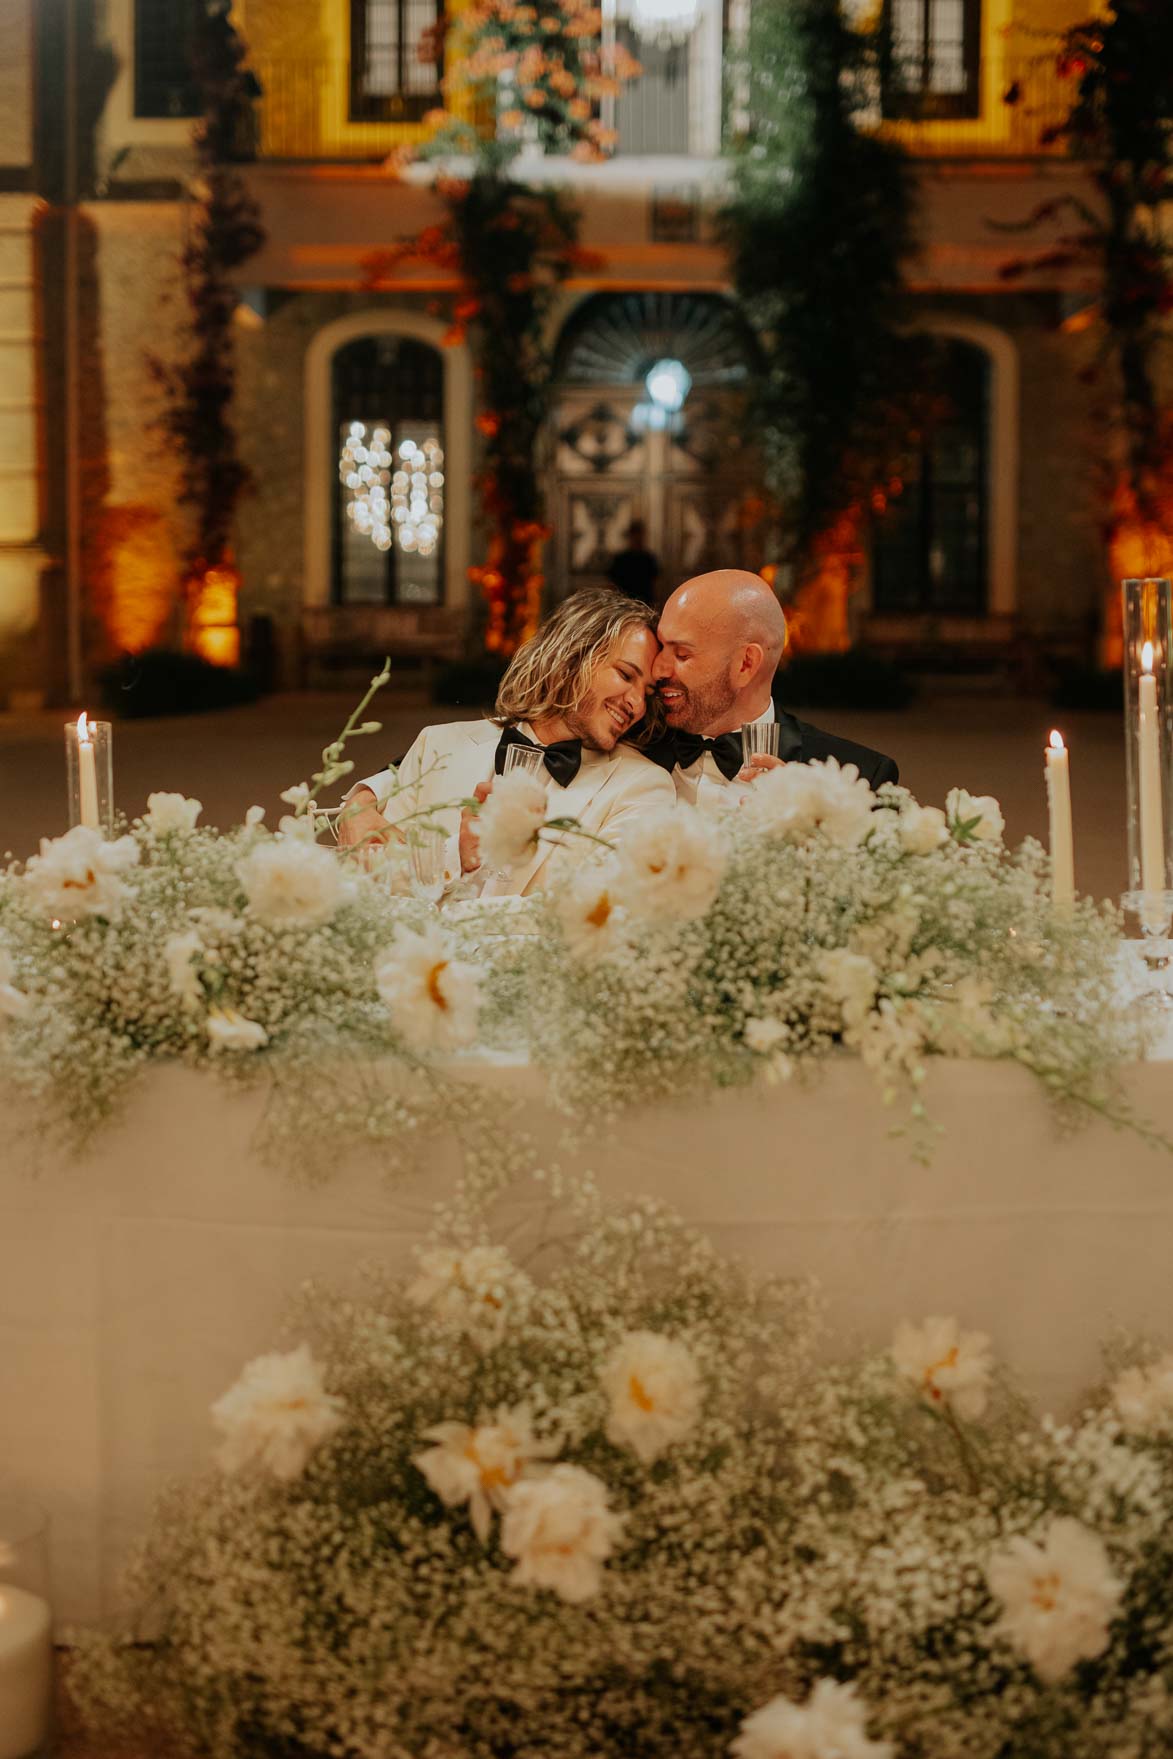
{"left": 0, "top": 685, "right": 1132, "bottom": 902}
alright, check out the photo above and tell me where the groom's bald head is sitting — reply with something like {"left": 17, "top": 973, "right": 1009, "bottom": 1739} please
{"left": 653, "top": 570, "right": 787, "bottom": 735}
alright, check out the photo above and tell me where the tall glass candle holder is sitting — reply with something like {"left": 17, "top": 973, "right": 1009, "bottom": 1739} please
{"left": 1121, "top": 579, "right": 1173, "bottom": 989}
{"left": 63, "top": 714, "right": 113, "bottom": 834}
{"left": 0, "top": 1495, "right": 52, "bottom": 1759}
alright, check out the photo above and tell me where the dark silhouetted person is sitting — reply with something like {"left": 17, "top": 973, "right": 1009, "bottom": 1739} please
{"left": 607, "top": 519, "right": 659, "bottom": 609}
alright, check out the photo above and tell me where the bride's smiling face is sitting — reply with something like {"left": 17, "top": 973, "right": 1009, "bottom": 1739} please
{"left": 564, "top": 625, "right": 660, "bottom": 752}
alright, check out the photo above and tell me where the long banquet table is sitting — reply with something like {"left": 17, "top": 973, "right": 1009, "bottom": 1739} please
{"left": 3, "top": 1048, "right": 1173, "bottom": 1625}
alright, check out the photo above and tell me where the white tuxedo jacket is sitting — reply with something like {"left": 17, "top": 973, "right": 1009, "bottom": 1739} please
{"left": 358, "top": 719, "right": 675, "bottom": 897}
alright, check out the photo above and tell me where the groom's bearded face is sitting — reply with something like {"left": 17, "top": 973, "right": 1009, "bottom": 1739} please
{"left": 564, "top": 625, "right": 658, "bottom": 752}
{"left": 652, "top": 618, "right": 739, "bottom": 734}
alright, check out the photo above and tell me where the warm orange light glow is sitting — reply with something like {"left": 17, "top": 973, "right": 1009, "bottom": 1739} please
{"left": 1049, "top": 729, "right": 1065, "bottom": 752}
{"left": 193, "top": 627, "right": 241, "bottom": 668}
{"left": 77, "top": 712, "right": 91, "bottom": 744}
{"left": 1142, "top": 640, "right": 1155, "bottom": 675}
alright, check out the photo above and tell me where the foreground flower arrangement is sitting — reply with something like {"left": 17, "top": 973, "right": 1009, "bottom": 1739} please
{"left": 498, "top": 767, "right": 1152, "bottom": 1144}
{"left": 0, "top": 716, "right": 1157, "bottom": 1166}
{"left": 71, "top": 1195, "right": 1173, "bottom": 1758}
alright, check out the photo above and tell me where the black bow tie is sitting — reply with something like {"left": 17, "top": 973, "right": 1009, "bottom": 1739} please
{"left": 494, "top": 725, "right": 582, "bottom": 788}
{"left": 671, "top": 729, "right": 746, "bottom": 782}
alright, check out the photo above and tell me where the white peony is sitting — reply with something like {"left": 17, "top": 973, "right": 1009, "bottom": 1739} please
{"left": 554, "top": 862, "right": 627, "bottom": 958}
{"left": 206, "top": 1007, "right": 269, "bottom": 1052}
{"left": 1111, "top": 1354, "right": 1173, "bottom": 1435}
{"left": 748, "top": 758, "right": 877, "bottom": 849}
{"left": 613, "top": 806, "right": 725, "bottom": 922}
{"left": 500, "top": 1463, "right": 623, "bottom": 1603}
{"left": 946, "top": 787, "right": 1004, "bottom": 844}
{"left": 23, "top": 825, "right": 140, "bottom": 922}
{"left": 407, "top": 1243, "right": 529, "bottom": 1334}
{"left": 732, "top": 1679, "right": 894, "bottom": 1759}
{"left": 899, "top": 801, "right": 949, "bottom": 855}
{"left": 237, "top": 836, "right": 349, "bottom": 930}
{"left": 891, "top": 1314, "right": 993, "bottom": 1422}
{"left": 476, "top": 770, "right": 548, "bottom": 871}
{"left": 164, "top": 929, "right": 205, "bottom": 1011}
{"left": 375, "top": 923, "right": 480, "bottom": 1050}
{"left": 143, "top": 791, "right": 202, "bottom": 834}
{"left": 600, "top": 1330, "right": 703, "bottom": 1464}
{"left": 0, "top": 948, "right": 28, "bottom": 1020}
{"left": 413, "top": 1406, "right": 559, "bottom": 1542}
{"left": 211, "top": 1342, "right": 344, "bottom": 1481}
{"left": 987, "top": 1517, "right": 1123, "bottom": 1683}
{"left": 819, "top": 948, "right": 878, "bottom": 1031}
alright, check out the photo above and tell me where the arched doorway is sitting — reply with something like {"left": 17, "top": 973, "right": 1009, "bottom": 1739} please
{"left": 548, "top": 291, "right": 766, "bottom": 601}
{"left": 332, "top": 333, "right": 445, "bottom": 606}
{"left": 872, "top": 336, "right": 991, "bottom": 615}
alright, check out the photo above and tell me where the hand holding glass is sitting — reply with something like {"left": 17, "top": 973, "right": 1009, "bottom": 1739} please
{"left": 502, "top": 744, "right": 546, "bottom": 779}
{"left": 741, "top": 721, "right": 781, "bottom": 767}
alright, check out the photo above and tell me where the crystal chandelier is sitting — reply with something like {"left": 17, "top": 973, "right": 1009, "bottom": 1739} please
{"left": 625, "top": 0, "right": 700, "bottom": 50}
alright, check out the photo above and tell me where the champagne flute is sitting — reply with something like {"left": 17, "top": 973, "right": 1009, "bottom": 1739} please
{"left": 408, "top": 828, "right": 449, "bottom": 905}
{"left": 741, "top": 721, "right": 781, "bottom": 767}
{"left": 502, "top": 743, "right": 546, "bottom": 780}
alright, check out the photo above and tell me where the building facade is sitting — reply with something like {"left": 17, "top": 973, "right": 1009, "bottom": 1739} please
{"left": 0, "top": 0, "right": 1127, "bottom": 705}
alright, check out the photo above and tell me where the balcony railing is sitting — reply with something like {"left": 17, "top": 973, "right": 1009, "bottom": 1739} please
{"left": 246, "top": 49, "right": 1076, "bottom": 164}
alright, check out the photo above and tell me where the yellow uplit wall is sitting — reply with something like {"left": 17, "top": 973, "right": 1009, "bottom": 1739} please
{"left": 241, "top": 0, "right": 475, "bottom": 160}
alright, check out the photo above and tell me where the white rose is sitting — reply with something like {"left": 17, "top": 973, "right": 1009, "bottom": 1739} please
{"left": 476, "top": 771, "right": 548, "bottom": 871}
{"left": 144, "top": 792, "right": 202, "bottom": 834}
{"left": 613, "top": 806, "right": 725, "bottom": 922}
{"left": 206, "top": 1007, "right": 269, "bottom": 1051}
{"left": 375, "top": 923, "right": 480, "bottom": 1051}
{"left": 899, "top": 802, "right": 948, "bottom": 855}
{"left": 946, "top": 787, "right": 1004, "bottom": 844}
{"left": 750, "top": 758, "right": 877, "bottom": 850}
{"left": 819, "top": 948, "right": 878, "bottom": 1030}
{"left": 23, "top": 826, "right": 140, "bottom": 922}
{"left": 414, "top": 1405, "right": 559, "bottom": 1542}
{"left": 732, "top": 1679, "right": 893, "bottom": 1759}
{"left": 1111, "top": 1354, "right": 1173, "bottom": 1435}
{"left": 500, "top": 1463, "right": 623, "bottom": 1603}
{"left": 211, "top": 1342, "right": 344, "bottom": 1481}
{"left": 987, "top": 1517, "right": 1122, "bottom": 1683}
{"left": 237, "top": 837, "right": 349, "bottom": 930}
{"left": 891, "top": 1314, "right": 993, "bottom": 1422}
{"left": 600, "top": 1330, "right": 702, "bottom": 1464}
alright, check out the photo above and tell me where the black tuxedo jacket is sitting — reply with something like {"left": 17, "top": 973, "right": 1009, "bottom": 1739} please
{"left": 773, "top": 710, "right": 899, "bottom": 791}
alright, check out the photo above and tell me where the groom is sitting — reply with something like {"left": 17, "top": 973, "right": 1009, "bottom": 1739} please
{"left": 651, "top": 569, "right": 898, "bottom": 804}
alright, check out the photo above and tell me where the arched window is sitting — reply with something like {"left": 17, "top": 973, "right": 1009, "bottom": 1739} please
{"left": 872, "top": 337, "right": 989, "bottom": 615}
{"left": 332, "top": 334, "right": 445, "bottom": 607}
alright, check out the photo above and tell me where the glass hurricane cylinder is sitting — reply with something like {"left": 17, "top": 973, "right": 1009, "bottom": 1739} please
{"left": 1121, "top": 578, "right": 1173, "bottom": 941}
{"left": 0, "top": 1495, "right": 52, "bottom": 1759}
{"left": 63, "top": 717, "right": 114, "bottom": 835}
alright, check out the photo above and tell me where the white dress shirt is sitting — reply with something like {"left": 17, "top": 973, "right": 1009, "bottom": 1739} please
{"left": 672, "top": 701, "right": 776, "bottom": 814}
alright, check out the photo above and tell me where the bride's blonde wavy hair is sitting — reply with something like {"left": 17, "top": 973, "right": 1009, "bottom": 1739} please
{"left": 492, "top": 588, "right": 662, "bottom": 737}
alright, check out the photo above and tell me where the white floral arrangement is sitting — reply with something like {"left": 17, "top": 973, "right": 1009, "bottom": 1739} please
{"left": 0, "top": 679, "right": 1158, "bottom": 1169}
{"left": 71, "top": 1192, "right": 1173, "bottom": 1758}
{"left": 487, "top": 763, "right": 1154, "bottom": 1145}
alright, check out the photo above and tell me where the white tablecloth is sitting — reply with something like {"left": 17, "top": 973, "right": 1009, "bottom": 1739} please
{"left": 3, "top": 1052, "right": 1173, "bottom": 1624}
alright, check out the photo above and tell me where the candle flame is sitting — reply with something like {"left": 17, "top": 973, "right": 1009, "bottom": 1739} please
{"left": 77, "top": 711, "right": 91, "bottom": 743}
{"left": 1142, "top": 641, "right": 1155, "bottom": 675}
{"left": 1049, "top": 729, "right": 1065, "bottom": 752}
